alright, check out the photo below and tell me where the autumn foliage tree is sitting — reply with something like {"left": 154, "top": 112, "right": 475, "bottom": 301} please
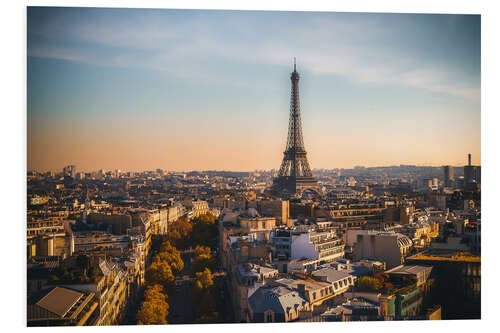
{"left": 157, "top": 240, "right": 184, "bottom": 275}
{"left": 192, "top": 268, "right": 217, "bottom": 321}
{"left": 192, "top": 245, "right": 214, "bottom": 274}
{"left": 146, "top": 257, "right": 175, "bottom": 290}
{"left": 137, "top": 284, "right": 169, "bottom": 325}
{"left": 191, "top": 213, "right": 218, "bottom": 247}
{"left": 167, "top": 218, "right": 193, "bottom": 249}
{"left": 139, "top": 239, "right": 184, "bottom": 324}
{"left": 194, "top": 244, "right": 212, "bottom": 258}
{"left": 356, "top": 276, "right": 383, "bottom": 291}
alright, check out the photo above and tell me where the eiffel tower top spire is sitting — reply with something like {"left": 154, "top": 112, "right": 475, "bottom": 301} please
{"left": 286, "top": 59, "right": 305, "bottom": 153}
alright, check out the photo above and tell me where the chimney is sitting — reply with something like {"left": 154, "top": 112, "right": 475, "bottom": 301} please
{"left": 468, "top": 153, "right": 471, "bottom": 166}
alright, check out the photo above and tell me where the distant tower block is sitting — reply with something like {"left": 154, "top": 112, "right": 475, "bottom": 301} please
{"left": 272, "top": 59, "right": 319, "bottom": 195}
{"left": 443, "top": 165, "right": 454, "bottom": 188}
{"left": 464, "top": 153, "right": 475, "bottom": 185}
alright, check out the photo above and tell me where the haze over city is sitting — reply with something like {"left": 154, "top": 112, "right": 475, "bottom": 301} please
{"left": 27, "top": 8, "right": 481, "bottom": 172}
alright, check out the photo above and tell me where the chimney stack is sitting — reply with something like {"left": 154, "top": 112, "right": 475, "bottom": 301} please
{"left": 468, "top": 153, "right": 471, "bottom": 166}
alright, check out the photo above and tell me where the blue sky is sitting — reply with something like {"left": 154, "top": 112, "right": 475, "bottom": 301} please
{"left": 27, "top": 7, "right": 481, "bottom": 172}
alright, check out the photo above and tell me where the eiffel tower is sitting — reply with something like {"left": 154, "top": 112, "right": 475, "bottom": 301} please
{"left": 272, "top": 59, "right": 319, "bottom": 195}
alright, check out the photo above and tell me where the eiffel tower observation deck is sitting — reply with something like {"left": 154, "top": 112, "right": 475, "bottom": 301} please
{"left": 272, "top": 59, "right": 319, "bottom": 195}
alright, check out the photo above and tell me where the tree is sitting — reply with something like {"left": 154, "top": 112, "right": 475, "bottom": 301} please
{"left": 192, "top": 268, "right": 216, "bottom": 318}
{"left": 357, "top": 276, "right": 383, "bottom": 291}
{"left": 146, "top": 257, "right": 175, "bottom": 289}
{"left": 157, "top": 241, "right": 184, "bottom": 275}
{"left": 195, "top": 213, "right": 217, "bottom": 225}
{"left": 137, "top": 284, "right": 169, "bottom": 325}
{"left": 76, "top": 255, "right": 91, "bottom": 273}
{"left": 194, "top": 245, "right": 212, "bottom": 258}
{"left": 192, "top": 245, "right": 214, "bottom": 274}
{"left": 191, "top": 214, "right": 218, "bottom": 247}
{"left": 168, "top": 218, "right": 193, "bottom": 249}
{"left": 193, "top": 268, "right": 214, "bottom": 290}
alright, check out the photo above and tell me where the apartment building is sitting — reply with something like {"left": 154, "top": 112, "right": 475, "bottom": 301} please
{"left": 27, "top": 219, "right": 74, "bottom": 258}
{"left": 348, "top": 230, "right": 413, "bottom": 269}
{"left": 272, "top": 227, "right": 345, "bottom": 263}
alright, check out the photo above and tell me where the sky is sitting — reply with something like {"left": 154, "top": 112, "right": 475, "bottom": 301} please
{"left": 27, "top": 7, "right": 481, "bottom": 172}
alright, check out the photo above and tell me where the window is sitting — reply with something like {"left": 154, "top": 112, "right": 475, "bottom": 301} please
{"left": 312, "top": 292, "right": 316, "bottom": 300}
{"left": 265, "top": 311, "right": 273, "bottom": 323}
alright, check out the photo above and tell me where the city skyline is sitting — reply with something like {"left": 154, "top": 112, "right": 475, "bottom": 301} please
{"left": 28, "top": 8, "right": 481, "bottom": 172}
{"left": 28, "top": 160, "right": 478, "bottom": 174}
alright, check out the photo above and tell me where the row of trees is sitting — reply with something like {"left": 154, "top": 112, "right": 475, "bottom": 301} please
{"left": 137, "top": 240, "right": 184, "bottom": 325}
{"left": 191, "top": 246, "right": 219, "bottom": 323}
{"left": 168, "top": 213, "right": 218, "bottom": 250}
{"left": 173, "top": 213, "right": 220, "bottom": 323}
{"left": 137, "top": 213, "right": 220, "bottom": 325}
{"left": 136, "top": 284, "right": 169, "bottom": 325}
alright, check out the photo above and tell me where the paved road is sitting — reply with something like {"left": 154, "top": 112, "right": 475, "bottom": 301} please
{"left": 169, "top": 250, "right": 234, "bottom": 324}
{"left": 170, "top": 280, "right": 195, "bottom": 324}
{"left": 180, "top": 251, "right": 193, "bottom": 277}
{"left": 169, "top": 251, "right": 195, "bottom": 324}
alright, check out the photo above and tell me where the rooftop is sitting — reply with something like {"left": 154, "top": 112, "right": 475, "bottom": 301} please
{"left": 248, "top": 285, "right": 307, "bottom": 315}
{"left": 311, "top": 268, "right": 353, "bottom": 283}
{"left": 36, "top": 287, "right": 83, "bottom": 317}
{"left": 275, "top": 277, "right": 330, "bottom": 291}
{"left": 385, "top": 265, "right": 432, "bottom": 276}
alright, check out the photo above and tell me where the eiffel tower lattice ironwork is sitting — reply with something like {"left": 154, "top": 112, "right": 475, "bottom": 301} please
{"left": 272, "top": 59, "right": 319, "bottom": 195}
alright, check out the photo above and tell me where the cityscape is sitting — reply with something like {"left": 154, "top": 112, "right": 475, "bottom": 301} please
{"left": 26, "top": 7, "right": 480, "bottom": 326}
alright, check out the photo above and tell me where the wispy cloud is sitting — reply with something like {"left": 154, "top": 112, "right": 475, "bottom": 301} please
{"left": 28, "top": 9, "right": 480, "bottom": 100}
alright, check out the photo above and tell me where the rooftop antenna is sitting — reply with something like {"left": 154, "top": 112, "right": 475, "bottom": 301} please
{"left": 294, "top": 57, "right": 296, "bottom": 72}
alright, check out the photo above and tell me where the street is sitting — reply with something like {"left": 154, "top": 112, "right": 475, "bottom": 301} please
{"left": 169, "top": 251, "right": 195, "bottom": 324}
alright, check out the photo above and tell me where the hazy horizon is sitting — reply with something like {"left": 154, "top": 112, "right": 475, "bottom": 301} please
{"left": 28, "top": 162, "right": 477, "bottom": 174}
{"left": 27, "top": 8, "right": 481, "bottom": 172}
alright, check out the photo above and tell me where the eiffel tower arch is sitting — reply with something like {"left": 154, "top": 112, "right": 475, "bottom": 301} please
{"left": 272, "top": 59, "right": 319, "bottom": 196}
